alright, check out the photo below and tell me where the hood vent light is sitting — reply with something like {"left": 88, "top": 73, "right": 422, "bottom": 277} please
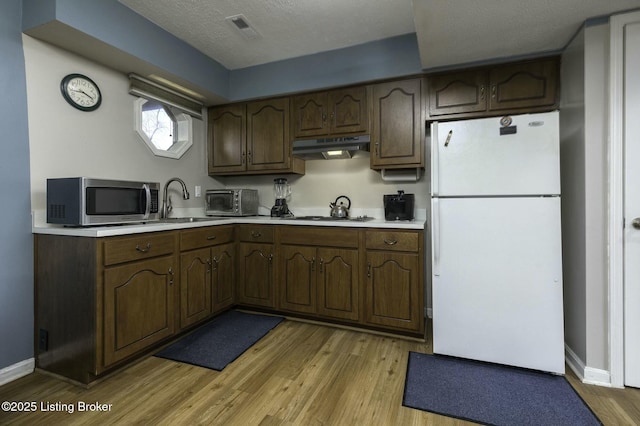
{"left": 293, "top": 135, "right": 370, "bottom": 160}
{"left": 225, "top": 14, "right": 261, "bottom": 40}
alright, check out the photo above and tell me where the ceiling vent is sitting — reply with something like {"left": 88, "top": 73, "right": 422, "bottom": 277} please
{"left": 225, "top": 14, "right": 261, "bottom": 40}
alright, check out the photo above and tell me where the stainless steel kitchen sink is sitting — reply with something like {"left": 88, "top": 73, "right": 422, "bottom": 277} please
{"left": 158, "top": 217, "right": 225, "bottom": 223}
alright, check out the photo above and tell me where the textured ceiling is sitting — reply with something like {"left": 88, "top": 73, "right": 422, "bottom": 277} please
{"left": 414, "top": 0, "right": 640, "bottom": 69}
{"left": 119, "top": 0, "right": 416, "bottom": 70}
{"left": 119, "top": 0, "right": 640, "bottom": 71}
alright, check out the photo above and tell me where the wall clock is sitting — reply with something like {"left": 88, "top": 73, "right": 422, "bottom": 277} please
{"left": 60, "top": 73, "right": 102, "bottom": 111}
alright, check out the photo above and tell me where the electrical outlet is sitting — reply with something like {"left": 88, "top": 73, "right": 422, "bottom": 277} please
{"left": 195, "top": 185, "right": 201, "bottom": 198}
{"left": 39, "top": 329, "right": 48, "bottom": 352}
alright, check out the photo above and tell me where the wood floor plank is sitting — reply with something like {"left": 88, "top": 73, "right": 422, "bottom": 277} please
{"left": 1, "top": 317, "right": 639, "bottom": 425}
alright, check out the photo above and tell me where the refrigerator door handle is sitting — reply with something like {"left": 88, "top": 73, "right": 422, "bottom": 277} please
{"left": 431, "top": 122, "right": 439, "bottom": 196}
{"left": 432, "top": 198, "right": 441, "bottom": 276}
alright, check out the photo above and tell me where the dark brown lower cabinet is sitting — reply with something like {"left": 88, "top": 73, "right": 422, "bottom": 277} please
{"left": 364, "top": 251, "right": 421, "bottom": 332}
{"left": 104, "top": 255, "right": 177, "bottom": 367}
{"left": 211, "top": 243, "right": 235, "bottom": 312}
{"left": 180, "top": 248, "right": 212, "bottom": 328}
{"left": 364, "top": 230, "right": 424, "bottom": 334}
{"left": 277, "top": 226, "right": 360, "bottom": 322}
{"left": 279, "top": 245, "right": 317, "bottom": 314}
{"left": 34, "top": 224, "right": 423, "bottom": 384}
{"left": 316, "top": 247, "right": 359, "bottom": 321}
{"left": 237, "top": 242, "right": 275, "bottom": 308}
{"left": 34, "top": 232, "right": 179, "bottom": 384}
{"left": 180, "top": 242, "right": 235, "bottom": 329}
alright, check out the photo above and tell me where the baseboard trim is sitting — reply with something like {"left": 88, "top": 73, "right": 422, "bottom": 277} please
{"left": 0, "top": 358, "right": 34, "bottom": 386}
{"left": 565, "top": 344, "right": 615, "bottom": 387}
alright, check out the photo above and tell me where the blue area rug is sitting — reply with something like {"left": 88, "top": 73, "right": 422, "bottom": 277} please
{"left": 403, "top": 352, "right": 602, "bottom": 426}
{"left": 155, "top": 310, "right": 284, "bottom": 371}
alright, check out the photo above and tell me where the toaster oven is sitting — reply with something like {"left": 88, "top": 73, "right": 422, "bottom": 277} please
{"left": 205, "top": 189, "right": 258, "bottom": 216}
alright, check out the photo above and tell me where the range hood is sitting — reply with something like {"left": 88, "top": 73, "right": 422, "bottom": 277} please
{"left": 292, "top": 135, "right": 370, "bottom": 160}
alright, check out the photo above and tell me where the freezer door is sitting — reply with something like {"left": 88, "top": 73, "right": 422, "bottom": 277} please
{"left": 431, "top": 196, "right": 565, "bottom": 374}
{"left": 431, "top": 112, "right": 560, "bottom": 196}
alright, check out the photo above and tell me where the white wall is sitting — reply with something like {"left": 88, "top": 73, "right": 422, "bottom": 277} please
{"left": 560, "top": 21, "right": 610, "bottom": 375}
{"left": 23, "top": 34, "right": 429, "bottom": 220}
{"left": 560, "top": 26, "right": 588, "bottom": 364}
{"left": 23, "top": 35, "right": 224, "bottom": 219}
{"left": 223, "top": 154, "right": 428, "bottom": 217}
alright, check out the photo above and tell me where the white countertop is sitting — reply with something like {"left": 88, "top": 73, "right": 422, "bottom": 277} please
{"left": 32, "top": 214, "right": 426, "bottom": 237}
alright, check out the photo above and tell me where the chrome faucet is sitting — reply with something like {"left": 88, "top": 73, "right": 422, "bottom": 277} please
{"left": 162, "top": 177, "right": 190, "bottom": 218}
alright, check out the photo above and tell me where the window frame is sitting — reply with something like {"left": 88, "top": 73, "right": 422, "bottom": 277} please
{"left": 133, "top": 97, "right": 193, "bottom": 159}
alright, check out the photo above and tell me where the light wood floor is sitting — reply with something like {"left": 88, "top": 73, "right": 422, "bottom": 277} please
{"left": 1, "top": 319, "right": 639, "bottom": 425}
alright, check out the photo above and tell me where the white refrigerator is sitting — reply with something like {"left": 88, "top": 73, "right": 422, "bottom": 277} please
{"left": 430, "top": 111, "right": 565, "bottom": 374}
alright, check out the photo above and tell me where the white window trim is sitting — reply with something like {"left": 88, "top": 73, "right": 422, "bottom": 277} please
{"left": 133, "top": 97, "right": 193, "bottom": 159}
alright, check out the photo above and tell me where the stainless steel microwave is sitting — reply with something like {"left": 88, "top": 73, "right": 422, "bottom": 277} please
{"left": 205, "top": 189, "right": 258, "bottom": 216}
{"left": 46, "top": 177, "right": 160, "bottom": 226}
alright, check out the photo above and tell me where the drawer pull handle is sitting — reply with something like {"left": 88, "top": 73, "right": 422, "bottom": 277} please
{"left": 383, "top": 239, "right": 398, "bottom": 245}
{"left": 135, "top": 242, "right": 151, "bottom": 252}
{"left": 251, "top": 231, "right": 262, "bottom": 238}
{"left": 206, "top": 235, "right": 217, "bottom": 240}
{"left": 168, "top": 267, "right": 174, "bottom": 285}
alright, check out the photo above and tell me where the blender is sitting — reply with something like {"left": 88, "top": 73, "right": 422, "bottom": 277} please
{"left": 271, "top": 178, "right": 292, "bottom": 217}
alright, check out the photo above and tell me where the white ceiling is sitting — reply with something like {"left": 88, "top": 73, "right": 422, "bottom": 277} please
{"left": 120, "top": 0, "right": 640, "bottom": 71}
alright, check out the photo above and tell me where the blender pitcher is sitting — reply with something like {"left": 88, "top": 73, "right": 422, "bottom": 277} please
{"left": 271, "top": 178, "right": 291, "bottom": 217}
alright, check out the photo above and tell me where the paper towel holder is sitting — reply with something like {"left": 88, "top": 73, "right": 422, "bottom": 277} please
{"left": 380, "top": 168, "right": 422, "bottom": 182}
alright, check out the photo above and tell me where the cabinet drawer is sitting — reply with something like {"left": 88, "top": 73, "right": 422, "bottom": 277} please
{"left": 238, "top": 225, "right": 274, "bottom": 243}
{"left": 103, "top": 232, "right": 177, "bottom": 266}
{"left": 365, "top": 230, "right": 419, "bottom": 252}
{"left": 279, "top": 226, "right": 359, "bottom": 247}
{"left": 180, "top": 225, "right": 234, "bottom": 251}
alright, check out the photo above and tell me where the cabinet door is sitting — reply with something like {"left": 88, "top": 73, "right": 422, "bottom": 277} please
{"left": 208, "top": 104, "right": 246, "bottom": 174}
{"left": 246, "top": 97, "right": 291, "bottom": 171}
{"left": 211, "top": 243, "right": 235, "bottom": 313}
{"left": 365, "top": 251, "right": 421, "bottom": 332}
{"left": 104, "top": 255, "right": 176, "bottom": 366}
{"left": 237, "top": 243, "right": 275, "bottom": 307}
{"left": 279, "top": 245, "right": 317, "bottom": 314}
{"left": 292, "top": 92, "right": 328, "bottom": 138}
{"left": 488, "top": 59, "right": 558, "bottom": 111}
{"left": 329, "top": 86, "right": 369, "bottom": 135}
{"left": 371, "top": 78, "right": 424, "bottom": 168}
{"left": 180, "top": 248, "right": 211, "bottom": 329}
{"left": 428, "top": 70, "right": 488, "bottom": 117}
{"left": 317, "top": 247, "right": 359, "bottom": 321}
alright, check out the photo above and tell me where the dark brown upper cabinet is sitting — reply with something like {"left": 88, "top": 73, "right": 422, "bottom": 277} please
{"left": 208, "top": 98, "right": 304, "bottom": 176}
{"left": 428, "top": 57, "right": 559, "bottom": 120}
{"left": 292, "top": 86, "right": 369, "bottom": 139}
